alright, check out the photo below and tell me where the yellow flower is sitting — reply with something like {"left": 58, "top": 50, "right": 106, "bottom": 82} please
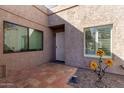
{"left": 90, "top": 61, "right": 98, "bottom": 70}
{"left": 105, "top": 59, "right": 113, "bottom": 67}
{"left": 96, "top": 49, "right": 105, "bottom": 56}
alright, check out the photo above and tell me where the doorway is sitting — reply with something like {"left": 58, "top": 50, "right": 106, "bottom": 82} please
{"left": 56, "top": 32, "right": 65, "bottom": 61}
{"left": 50, "top": 24, "right": 65, "bottom": 63}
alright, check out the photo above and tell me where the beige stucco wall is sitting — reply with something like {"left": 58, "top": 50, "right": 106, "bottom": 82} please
{"left": 48, "top": 5, "right": 124, "bottom": 75}
{"left": 0, "top": 5, "right": 54, "bottom": 75}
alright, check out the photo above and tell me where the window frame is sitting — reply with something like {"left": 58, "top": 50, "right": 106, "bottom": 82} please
{"left": 3, "top": 21, "right": 43, "bottom": 54}
{"left": 84, "top": 24, "right": 113, "bottom": 58}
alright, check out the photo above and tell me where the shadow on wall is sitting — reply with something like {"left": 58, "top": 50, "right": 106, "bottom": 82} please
{"left": 47, "top": 6, "right": 124, "bottom": 75}
{"left": 48, "top": 7, "right": 86, "bottom": 67}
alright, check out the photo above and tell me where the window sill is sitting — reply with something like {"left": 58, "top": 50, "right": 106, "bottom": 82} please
{"left": 3, "top": 49, "right": 43, "bottom": 54}
{"left": 84, "top": 54, "right": 112, "bottom": 58}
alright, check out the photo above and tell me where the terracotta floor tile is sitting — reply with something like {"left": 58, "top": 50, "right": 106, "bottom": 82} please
{"left": 3, "top": 63, "right": 77, "bottom": 88}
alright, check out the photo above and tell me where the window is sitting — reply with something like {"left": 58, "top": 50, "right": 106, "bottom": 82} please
{"left": 84, "top": 25, "right": 112, "bottom": 57}
{"left": 4, "top": 21, "right": 43, "bottom": 53}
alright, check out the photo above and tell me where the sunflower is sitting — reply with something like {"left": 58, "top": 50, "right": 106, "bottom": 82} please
{"left": 90, "top": 61, "right": 98, "bottom": 70}
{"left": 96, "top": 49, "right": 105, "bottom": 56}
{"left": 105, "top": 59, "right": 113, "bottom": 67}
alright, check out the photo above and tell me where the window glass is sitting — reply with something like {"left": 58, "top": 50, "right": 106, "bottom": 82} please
{"left": 29, "top": 29, "right": 43, "bottom": 50}
{"left": 4, "top": 22, "right": 28, "bottom": 53}
{"left": 85, "top": 28, "right": 96, "bottom": 55}
{"left": 97, "top": 27, "right": 111, "bottom": 56}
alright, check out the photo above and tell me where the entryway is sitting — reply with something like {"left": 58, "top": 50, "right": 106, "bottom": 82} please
{"left": 50, "top": 24, "right": 65, "bottom": 64}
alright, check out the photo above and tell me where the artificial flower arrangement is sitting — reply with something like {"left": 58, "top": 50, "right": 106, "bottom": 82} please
{"left": 89, "top": 49, "right": 113, "bottom": 87}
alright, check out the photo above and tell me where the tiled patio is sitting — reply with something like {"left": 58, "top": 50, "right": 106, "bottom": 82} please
{"left": 1, "top": 62, "right": 124, "bottom": 88}
{"left": 0, "top": 63, "right": 77, "bottom": 88}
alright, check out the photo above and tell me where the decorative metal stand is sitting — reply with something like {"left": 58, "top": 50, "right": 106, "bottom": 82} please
{"left": 94, "top": 57, "right": 107, "bottom": 88}
{"left": 90, "top": 49, "right": 112, "bottom": 88}
{"left": 95, "top": 79, "right": 107, "bottom": 88}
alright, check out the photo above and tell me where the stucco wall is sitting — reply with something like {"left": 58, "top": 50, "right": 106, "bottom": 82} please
{"left": 0, "top": 5, "right": 53, "bottom": 75}
{"left": 0, "top": 5, "right": 48, "bottom": 26}
{"left": 48, "top": 5, "right": 124, "bottom": 75}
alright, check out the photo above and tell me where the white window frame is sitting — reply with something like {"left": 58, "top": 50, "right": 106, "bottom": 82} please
{"left": 84, "top": 24, "right": 113, "bottom": 58}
